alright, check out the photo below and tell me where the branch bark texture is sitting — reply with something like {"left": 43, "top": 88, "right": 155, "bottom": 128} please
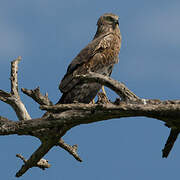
{"left": 0, "top": 57, "right": 179, "bottom": 177}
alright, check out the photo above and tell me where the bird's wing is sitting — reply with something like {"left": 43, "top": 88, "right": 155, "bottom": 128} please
{"left": 59, "top": 33, "right": 114, "bottom": 93}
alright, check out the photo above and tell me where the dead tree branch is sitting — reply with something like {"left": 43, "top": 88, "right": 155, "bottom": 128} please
{"left": 0, "top": 56, "right": 31, "bottom": 120}
{"left": 16, "top": 154, "right": 51, "bottom": 171}
{"left": 75, "top": 72, "right": 139, "bottom": 101}
{"left": 0, "top": 57, "right": 179, "bottom": 177}
{"left": 21, "top": 87, "right": 53, "bottom": 106}
{"left": 162, "top": 128, "right": 180, "bottom": 158}
{"left": 57, "top": 139, "right": 82, "bottom": 162}
{"left": 15, "top": 140, "right": 54, "bottom": 177}
{"left": 21, "top": 86, "right": 82, "bottom": 164}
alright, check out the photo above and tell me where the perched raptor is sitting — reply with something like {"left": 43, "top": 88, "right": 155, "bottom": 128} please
{"left": 58, "top": 13, "right": 121, "bottom": 104}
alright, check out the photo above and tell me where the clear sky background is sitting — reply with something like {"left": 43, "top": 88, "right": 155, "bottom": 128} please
{"left": 0, "top": 0, "right": 180, "bottom": 179}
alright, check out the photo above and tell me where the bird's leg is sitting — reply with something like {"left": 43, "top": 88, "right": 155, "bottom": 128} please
{"left": 96, "top": 86, "right": 110, "bottom": 104}
{"left": 101, "top": 86, "right": 109, "bottom": 100}
{"left": 102, "top": 86, "right": 106, "bottom": 95}
{"left": 90, "top": 99, "right": 96, "bottom": 104}
{"left": 90, "top": 86, "right": 107, "bottom": 104}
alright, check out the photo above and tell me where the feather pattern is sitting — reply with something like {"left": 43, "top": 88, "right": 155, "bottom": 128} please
{"left": 58, "top": 13, "right": 121, "bottom": 104}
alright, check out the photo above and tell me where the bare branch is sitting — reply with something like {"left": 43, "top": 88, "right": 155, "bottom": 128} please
{"left": 16, "top": 154, "right": 50, "bottom": 170}
{"left": 75, "top": 72, "right": 139, "bottom": 101}
{"left": 0, "top": 116, "right": 16, "bottom": 135}
{"left": 0, "top": 116, "right": 12, "bottom": 124}
{"left": 16, "top": 140, "right": 54, "bottom": 177}
{"left": 16, "top": 154, "right": 27, "bottom": 164}
{"left": 0, "top": 90, "right": 11, "bottom": 103}
{"left": 21, "top": 87, "right": 82, "bottom": 163}
{"left": 1, "top": 57, "right": 180, "bottom": 177}
{"left": 57, "top": 139, "right": 82, "bottom": 162}
{"left": 0, "top": 57, "right": 31, "bottom": 120}
{"left": 0, "top": 100, "right": 179, "bottom": 136}
{"left": 20, "top": 85, "right": 83, "bottom": 168}
{"left": 40, "top": 99, "right": 180, "bottom": 122}
{"left": 21, "top": 87, "right": 53, "bottom": 106}
{"left": 10, "top": 56, "right": 21, "bottom": 96}
{"left": 162, "top": 128, "right": 180, "bottom": 158}
{"left": 0, "top": 91, "right": 31, "bottom": 120}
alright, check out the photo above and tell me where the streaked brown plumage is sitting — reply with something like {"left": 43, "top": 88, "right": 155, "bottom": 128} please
{"left": 58, "top": 13, "right": 121, "bottom": 104}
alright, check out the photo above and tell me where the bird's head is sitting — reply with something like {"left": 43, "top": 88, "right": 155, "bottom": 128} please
{"left": 97, "top": 13, "right": 119, "bottom": 29}
{"left": 94, "top": 13, "right": 120, "bottom": 39}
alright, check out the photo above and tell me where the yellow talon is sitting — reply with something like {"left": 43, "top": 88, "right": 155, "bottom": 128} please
{"left": 102, "top": 86, "right": 106, "bottom": 96}
{"left": 91, "top": 86, "right": 107, "bottom": 104}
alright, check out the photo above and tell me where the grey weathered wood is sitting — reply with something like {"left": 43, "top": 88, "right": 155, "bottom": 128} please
{"left": 0, "top": 58, "right": 179, "bottom": 177}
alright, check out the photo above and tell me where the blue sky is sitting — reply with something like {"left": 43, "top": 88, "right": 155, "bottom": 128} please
{"left": 0, "top": 0, "right": 180, "bottom": 179}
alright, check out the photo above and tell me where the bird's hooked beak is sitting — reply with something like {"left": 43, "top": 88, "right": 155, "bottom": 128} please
{"left": 114, "top": 19, "right": 119, "bottom": 25}
{"left": 112, "top": 19, "right": 119, "bottom": 29}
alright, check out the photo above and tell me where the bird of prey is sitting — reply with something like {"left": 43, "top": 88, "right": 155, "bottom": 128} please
{"left": 58, "top": 13, "right": 121, "bottom": 104}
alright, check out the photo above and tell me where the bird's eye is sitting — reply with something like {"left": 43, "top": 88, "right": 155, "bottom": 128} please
{"left": 105, "top": 16, "right": 114, "bottom": 22}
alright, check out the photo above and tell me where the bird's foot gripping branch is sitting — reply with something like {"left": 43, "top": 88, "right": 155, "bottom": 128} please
{"left": 0, "top": 57, "right": 179, "bottom": 177}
